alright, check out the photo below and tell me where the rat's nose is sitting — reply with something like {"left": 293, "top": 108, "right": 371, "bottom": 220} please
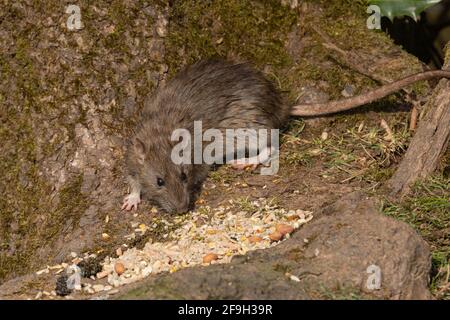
{"left": 174, "top": 197, "right": 191, "bottom": 214}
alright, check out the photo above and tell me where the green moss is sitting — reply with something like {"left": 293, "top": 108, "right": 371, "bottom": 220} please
{"left": 235, "top": 197, "right": 258, "bottom": 214}
{"left": 272, "top": 263, "right": 291, "bottom": 274}
{"left": 165, "top": 0, "right": 297, "bottom": 74}
{"left": 46, "top": 175, "right": 89, "bottom": 241}
{"left": 313, "top": 0, "right": 367, "bottom": 17}
{"left": 381, "top": 175, "right": 450, "bottom": 299}
{"left": 165, "top": 0, "right": 427, "bottom": 110}
{"left": 208, "top": 169, "right": 233, "bottom": 184}
{"left": 0, "top": 42, "right": 47, "bottom": 278}
{"left": 445, "top": 42, "right": 450, "bottom": 65}
{"left": 316, "top": 284, "right": 371, "bottom": 300}
{"left": 0, "top": 30, "right": 89, "bottom": 278}
{"left": 118, "top": 278, "right": 188, "bottom": 299}
{"left": 0, "top": 170, "right": 89, "bottom": 280}
{"left": 292, "top": 0, "right": 428, "bottom": 103}
{"left": 364, "top": 167, "right": 395, "bottom": 183}
{"left": 282, "top": 150, "right": 313, "bottom": 167}
{"left": 82, "top": 1, "right": 158, "bottom": 132}
{"left": 0, "top": 0, "right": 166, "bottom": 282}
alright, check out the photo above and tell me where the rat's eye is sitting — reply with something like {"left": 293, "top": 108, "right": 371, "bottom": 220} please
{"left": 181, "top": 172, "right": 187, "bottom": 182}
{"left": 156, "top": 177, "right": 165, "bottom": 187}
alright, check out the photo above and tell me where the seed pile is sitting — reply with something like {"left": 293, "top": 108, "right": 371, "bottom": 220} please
{"left": 103, "top": 199, "right": 313, "bottom": 288}
{"left": 35, "top": 199, "right": 313, "bottom": 298}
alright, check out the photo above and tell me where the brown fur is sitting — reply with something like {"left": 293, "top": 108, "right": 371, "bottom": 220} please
{"left": 125, "top": 59, "right": 290, "bottom": 213}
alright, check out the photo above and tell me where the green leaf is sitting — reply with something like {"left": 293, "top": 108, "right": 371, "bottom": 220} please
{"left": 368, "top": 0, "right": 442, "bottom": 21}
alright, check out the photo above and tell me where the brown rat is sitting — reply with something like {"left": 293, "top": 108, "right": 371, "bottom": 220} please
{"left": 122, "top": 59, "right": 450, "bottom": 213}
{"left": 122, "top": 59, "right": 290, "bottom": 212}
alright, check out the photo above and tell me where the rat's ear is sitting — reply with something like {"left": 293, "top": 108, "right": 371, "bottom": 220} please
{"left": 133, "top": 137, "right": 146, "bottom": 164}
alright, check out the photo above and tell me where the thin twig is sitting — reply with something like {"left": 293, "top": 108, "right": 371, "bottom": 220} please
{"left": 409, "top": 105, "right": 419, "bottom": 131}
{"left": 380, "top": 119, "right": 394, "bottom": 142}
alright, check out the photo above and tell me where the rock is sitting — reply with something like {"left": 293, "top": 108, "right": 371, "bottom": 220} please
{"left": 116, "top": 193, "right": 431, "bottom": 300}
{"left": 292, "top": 192, "right": 432, "bottom": 299}
{"left": 96, "top": 270, "right": 110, "bottom": 279}
{"left": 93, "top": 284, "right": 105, "bottom": 293}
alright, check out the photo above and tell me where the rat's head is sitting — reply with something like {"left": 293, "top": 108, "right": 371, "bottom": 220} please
{"left": 129, "top": 137, "right": 193, "bottom": 214}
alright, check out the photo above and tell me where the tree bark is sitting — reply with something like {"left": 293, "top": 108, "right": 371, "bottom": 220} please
{"left": 388, "top": 50, "right": 450, "bottom": 196}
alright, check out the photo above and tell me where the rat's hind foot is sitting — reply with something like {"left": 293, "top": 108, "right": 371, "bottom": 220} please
{"left": 227, "top": 146, "right": 274, "bottom": 171}
{"left": 227, "top": 148, "right": 274, "bottom": 171}
{"left": 121, "top": 193, "right": 141, "bottom": 211}
{"left": 227, "top": 158, "right": 259, "bottom": 171}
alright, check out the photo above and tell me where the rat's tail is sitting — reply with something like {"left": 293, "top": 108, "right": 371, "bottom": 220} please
{"left": 291, "top": 70, "right": 450, "bottom": 117}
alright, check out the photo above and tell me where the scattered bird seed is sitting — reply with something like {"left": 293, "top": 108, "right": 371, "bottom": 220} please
{"left": 203, "top": 253, "right": 219, "bottom": 264}
{"left": 276, "top": 223, "right": 294, "bottom": 236}
{"left": 36, "top": 268, "right": 49, "bottom": 275}
{"left": 286, "top": 273, "right": 301, "bottom": 282}
{"left": 92, "top": 284, "right": 105, "bottom": 293}
{"left": 33, "top": 199, "right": 313, "bottom": 297}
{"left": 96, "top": 270, "right": 109, "bottom": 279}
{"left": 99, "top": 199, "right": 313, "bottom": 289}
{"left": 114, "top": 262, "right": 125, "bottom": 275}
{"left": 269, "top": 231, "right": 283, "bottom": 242}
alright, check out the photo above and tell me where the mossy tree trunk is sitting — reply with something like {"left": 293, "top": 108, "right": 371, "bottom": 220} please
{"left": 0, "top": 0, "right": 168, "bottom": 281}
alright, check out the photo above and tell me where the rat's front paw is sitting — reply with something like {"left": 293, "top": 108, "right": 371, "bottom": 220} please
{"left": 121, "top": 193, "right": 141, "bottom": 211}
